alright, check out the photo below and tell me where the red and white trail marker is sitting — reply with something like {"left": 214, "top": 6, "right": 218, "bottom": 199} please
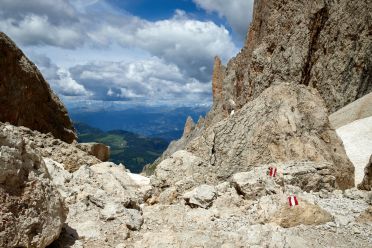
{"left": 268, "top": 167, "right": 277, "bottom": 177}
{"left": 288, "top": 196, "right": 299, "bottom": 207}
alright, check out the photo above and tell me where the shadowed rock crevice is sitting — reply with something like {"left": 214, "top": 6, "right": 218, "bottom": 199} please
{"left": 301, "top": 5, "right": 329, "bottom": 86}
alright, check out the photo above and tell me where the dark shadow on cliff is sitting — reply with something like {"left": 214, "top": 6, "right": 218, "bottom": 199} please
{"left": 47, "top": 224, "right": 79, "bottom": 248}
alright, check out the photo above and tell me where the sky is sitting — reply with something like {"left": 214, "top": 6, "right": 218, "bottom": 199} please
{"left": 0, "top": 0, "right": 254, "bottom": 109}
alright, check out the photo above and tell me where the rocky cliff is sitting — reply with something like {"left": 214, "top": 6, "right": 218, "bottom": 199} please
{"left": 150, "top": 0, "right": 372, "bottom": 175}
{"left": 358, "top": 155, "right": 372, "bottom": 191}
{"left": 1, "top": 0, "right": 372, "bottom": 247}
{"left": 0, "top": 124, "right": 66, "bottom": 247}
{"left": 153, "top": 84, "right": 354, "bottom": 192}
{"left": 0, "top": 32, "right": 77, "bottom": 143}
{"left": 214, "top": 0, "right": 371, "bottom": 115}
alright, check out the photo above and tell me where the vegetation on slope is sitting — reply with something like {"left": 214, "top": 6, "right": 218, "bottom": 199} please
{"left": 75, "top": 122, "right": 168, "bottom": 173}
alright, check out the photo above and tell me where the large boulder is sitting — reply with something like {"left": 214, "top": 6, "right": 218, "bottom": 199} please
{"left": 45, "top": 160, "right": 148, "bottom": 247}
{"left": 232, "top": 161, "right": 336, "bottom": 201}
{"left": 271, "top": 200, "right": 333, "bottom": 228}
{"left": 0, "top": 124, "right": 66, "bottom": 247}
{"left": 151, "top": 150, "right": 209, "bottom": 191}
{"left": 185, "top": 84, "right": 354, "bottom": 189}
{"left": 183, "top": 185, "right": 217, "bottom": 209}
{"left": 0, "top": 122, "right": 101, "bottom": 172}
{"left": 0, "top": 32, "right": 76, "bottom": 143}
{"left": 76, "top": 142, "right": 110, "bottom": 162}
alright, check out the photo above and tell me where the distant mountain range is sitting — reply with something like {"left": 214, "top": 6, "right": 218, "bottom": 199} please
{"left": 75, "top": 122, "right": 169, "bottom": 173}
{"left": 70, "top": 106, "right": 209, "bottom": 142}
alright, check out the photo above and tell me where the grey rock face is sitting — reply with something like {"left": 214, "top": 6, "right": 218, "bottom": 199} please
{"left": 127, "top": 185, "right": 372, "bottom": 248}
{"left": 0, "top": 122, "right": 101, "bottom": 172}
{"left": 0, "top": 32, "right": 77, "bottom": 143}
{"left": 232, "top": 170, "right": 281, "bottom": 200}
{"left": 186, "top": 84, "right": 354, "bottom": 189}
{"left": 358, "top": 155, "right": 372, "bottom": 191}
{"left": 0, "top": 124, "right": 66, "bottom": 247}
{"left": 76, "top": 143, "right": 110, "bottom": 162}
{"left": 153, "top": 0, "right": 371, "bottom": 175}
{"left": 182, "top": 116, "right": 195, "bottom": 137}
{"left": 45, "top": 160, "right": 147, "bottom": 247}
{"left": 219, "top": 0, "right": 371, "bottom": 114}
{"left": 232, "top": 162, "right": 336, "bottom": 199}
{"left": 183, "top": 185, "right": 217, "bottom": 209}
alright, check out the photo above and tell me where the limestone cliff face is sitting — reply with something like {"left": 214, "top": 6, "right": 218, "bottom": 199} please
{"left": 154, "top": 84, "right": 354, "bottom": 190}
{"left": 0, "top": 32, "right": 77, "bottom": 143}
{"left": 212, "top": 56, "right": 224, "bottom": 105}
{"left": 219, "top": 0, "right": 371, "bottom": 114}
{"left": 158, "top": 0, "right": 371, "bottom": 169}
{"left": 183, "top": 116, "right": 196, "bottom": 137}
{"left": 0, "top": 123, "right": 66, "bottom": 247}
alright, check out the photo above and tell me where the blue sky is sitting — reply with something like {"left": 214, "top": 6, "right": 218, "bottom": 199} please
{"left": 0, "top": 0, "right": 254, "bottom": 108}
{"left": 109, "top": 0, "right": 203, "bottom": 20}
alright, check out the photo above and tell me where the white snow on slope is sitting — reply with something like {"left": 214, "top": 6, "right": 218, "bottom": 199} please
{"left": 336, "top": 116, "right": 372, "bottom": 185}
{"left": 128, "top": 172, "right": 151, "bottom": 186}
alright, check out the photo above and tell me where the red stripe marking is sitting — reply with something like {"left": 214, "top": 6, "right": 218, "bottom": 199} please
{"left": 288, "top": 196, "right": 299, "bottom": 207}
{"left": 273, "top": 168, "right": 277, "bottom": 177}
{"left": 294, "top": 196, "right": 298, "bottom": 205}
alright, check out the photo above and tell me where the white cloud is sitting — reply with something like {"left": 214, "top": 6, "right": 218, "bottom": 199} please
{"left": 53, "top": 68, "right": 92, "bottom": 96}
{"left": 32, "top": 54, "right": 91, "bottom": 96}
{"left": 193, "top": 0, "right": 254, "bottom": 39}
{"left": 0, "top": 0, "right": 77, "bottom": 23}
{"left": 89, "top": 11, "right": 237, "bottom": 81}
{"left": 69, "top": 58, "right": 211, "bottom": 104}
{"left": 0, "top": 0, "right": 244, "bottom": 106}
{"left": 0, "top": 14, "right": 83, "bottom": 48}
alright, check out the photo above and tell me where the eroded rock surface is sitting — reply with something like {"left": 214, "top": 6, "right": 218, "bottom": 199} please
{"left": 272, "top": 200, "right": 333, "bottom": 228}
{"left": 219, "top": 0, "right": 371, "bottom": 114}
{"left": 330, "top": 92, "right": 372, "bottom": 129}
{"left": 183, "top": 184, "right": 217, "bottom": 209}
{"left": 151, "top": 0, "right": 372, "bottom": 171}
{"left": 46, "top": 160, "right": 148, "bottom": 247}
{"left": 0, "top": 32, "right": 76, "bottom": 143}
{"left": 76, "top": 143, "right": 110, "bottom": 162}
{"left": 358, "top": 155, "right": 372, "bottom": 191}
{"left": 182, "top": 116, "right": 195, "bottom": 137}
{"left": 0, "top": 122, "right": 101, "bottom": 172}
{"left": 0, "top": 124, "right": 66, "bottom": 247}
{"left": 126, "top": 185, "right": 372, "bottom": 248}
{"left": 154, "top": 84, "right": 353, "bottom": 191}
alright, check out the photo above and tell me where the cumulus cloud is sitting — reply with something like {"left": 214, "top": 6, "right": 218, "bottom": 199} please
{"left": 89, "top": 10, "right": 237, "bottom": 82}
{"left": 0, "top": 0, "right": 77, "bottom": 24}
{"left": 32, "top": 54, "right": 91, "bottom": 96}
{"left": 0, "top": 15, "right": 84, "bottom": 48}
{"left": 0, "top": 0, "right": 243, "bottom": 105}
{"left": 193, "top": 0, "right": 254, "bottom": 39}
{"left": 69, "top": 58, "right": 211, "bottom": 103}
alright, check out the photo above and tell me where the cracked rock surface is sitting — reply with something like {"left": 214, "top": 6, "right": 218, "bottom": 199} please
{"left": 0, "top": 32, "right": 76, "bottom": 143}
{"left": 153, "top": 84, "right": 354, "bottom": 192}
{"left": 0, "top": 124, "right": 66, "bottom": 247}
